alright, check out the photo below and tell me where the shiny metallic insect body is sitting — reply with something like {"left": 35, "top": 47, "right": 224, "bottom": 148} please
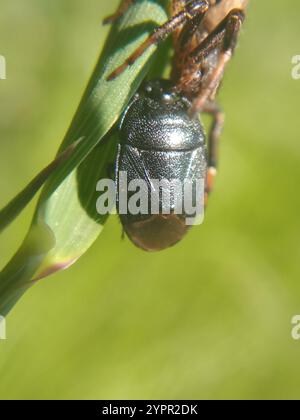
{"left": 116, "top": 80, "right": 206, "bottom": 251}
{"left": 104, "top": 0, "right": 249, "bottom": 251}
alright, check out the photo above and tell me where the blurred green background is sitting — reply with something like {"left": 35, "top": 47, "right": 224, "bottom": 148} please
{"left": 0, "top": 0, "right": 300, "bottom": 400}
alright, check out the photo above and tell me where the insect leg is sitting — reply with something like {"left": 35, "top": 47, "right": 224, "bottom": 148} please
{"left": 190, "top": 8, "right": 245, "bottom": 114}
{"left": 107, "top": 0, "right": 210, "bottom": 81}
{"left": 103, "top": 0, "right": 137, "bottom": 25}
{"left": 170, "top": 0, "right": 188, "bottom": 44}
{"left": 202, "top": 101, "right": 225, "bottom": 204}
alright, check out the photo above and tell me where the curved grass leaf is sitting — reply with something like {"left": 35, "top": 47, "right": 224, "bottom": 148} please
{"left": 0, "top": 221, "right": 56, "bottom": 316}
{"left": 0, "top": 138, "right": 84, "bottom": 233}
{"left": 0, "top": 0, "right": 168, "bottom": 314}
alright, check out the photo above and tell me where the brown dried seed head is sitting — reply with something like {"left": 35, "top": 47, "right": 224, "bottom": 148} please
{"left": 204, "top": 0, "right": 249, "bottom": 32}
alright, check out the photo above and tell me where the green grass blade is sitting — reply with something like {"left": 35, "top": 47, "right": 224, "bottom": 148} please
{"left": 0, "top": 138, "right": 84, "bottom": 233}
{"left": 0, "top": 0, "right": 168, "bottom": 313}
{"left": 0, "top": 221, "right": 56, "bottom": 315}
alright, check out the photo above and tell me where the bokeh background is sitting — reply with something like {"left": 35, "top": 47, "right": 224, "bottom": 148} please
{"left": 0, "top": 0, "right": 300, "bottom": 400}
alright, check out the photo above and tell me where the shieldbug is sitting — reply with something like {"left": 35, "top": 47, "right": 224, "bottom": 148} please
{"left": 104, "top": 0, "right": 249, "bottom": 251}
